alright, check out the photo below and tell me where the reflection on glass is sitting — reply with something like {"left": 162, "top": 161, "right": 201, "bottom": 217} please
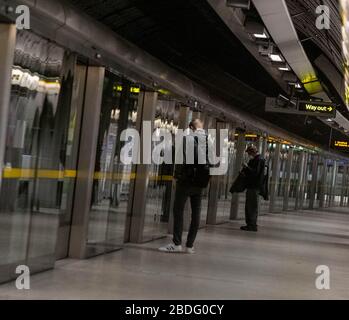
{"left": 142, "top": 98, "right": 179, "bottom": 241}
{"left": 0, "top": 30, "right": 75, "bottom": 281}
{"left": 274, "top": 145, "right": 288, "bottom": 212}
{"left": 216, "top": 130, "right": 236, "bottom": 222}
{"left": 87, "top": 72, "right": 139, "bottom": 253}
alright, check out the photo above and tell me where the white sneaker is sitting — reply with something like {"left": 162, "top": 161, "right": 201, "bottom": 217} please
{"left": 159, "top": 243, "right": 183, "bottom": 253}
{"left": 186, "top": 247, "right": 195, "bottom": 254}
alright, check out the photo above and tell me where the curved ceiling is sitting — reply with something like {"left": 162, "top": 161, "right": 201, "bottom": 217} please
{"left": 286, "top": 0, "right": 343, "bottom": 74}
{"left": 67, "top": 0, "right": 348, "bottom": 149}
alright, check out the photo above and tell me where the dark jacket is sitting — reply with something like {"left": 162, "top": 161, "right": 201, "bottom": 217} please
{"left": 242, "top": 154, "right": 266, "bottom": 190}
{"left": 174, "top": 129, "right": 211, "bottom": 188}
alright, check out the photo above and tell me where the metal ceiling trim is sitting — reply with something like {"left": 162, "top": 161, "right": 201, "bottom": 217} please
{"left": 252, "top": 0, "right": 349, "bottom": 137}
{"left": 206, "top": 0, "right": 288, "bottom": 93}
{"left": 252, "top": 0, "right": 326, "bottom": 96}
{"left": 0, "top": 0, "right": 346, "bottom": 152}
{"left": 314, "top": 54, "right": 346, "bottom": 106}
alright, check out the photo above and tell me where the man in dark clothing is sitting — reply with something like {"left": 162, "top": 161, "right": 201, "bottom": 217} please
{"left": 240, "top": 145, "right": 265, "bottom": 232}
{"left": 159, "top": 119, "right": 210, "bottom": 254}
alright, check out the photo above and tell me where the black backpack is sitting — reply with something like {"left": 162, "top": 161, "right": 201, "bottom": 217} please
{"left": 178, "top": 134, "right": 211, "bottom": 188}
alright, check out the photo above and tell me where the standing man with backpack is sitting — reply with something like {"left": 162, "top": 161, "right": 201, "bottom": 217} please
{"left": 159, "top": 119, "right": 211, "bottom": 254}
{"left": 240, "top": 145, "right": 267, "bottom": 232}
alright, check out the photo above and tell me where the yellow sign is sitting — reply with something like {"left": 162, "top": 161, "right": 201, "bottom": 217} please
{"left": 334, "top": 141, "right": 349, "bottom": 148}
{"left": 298, "top": 101, "right": 336, "bottom": 116}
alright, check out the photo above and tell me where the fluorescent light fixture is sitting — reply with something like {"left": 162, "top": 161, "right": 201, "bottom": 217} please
{"left": 278, "top": 66, "right": 290, "bottom": 71}
{"left": 253, "top": 32, "right": 268, "bottom": 39}
{"left": 269, "top": 54, "right": 283, "bottom": 62}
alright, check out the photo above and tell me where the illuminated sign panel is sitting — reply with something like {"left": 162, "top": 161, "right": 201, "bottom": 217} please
{"left": 297, "top": 101, "right": 336, "bottom": 117}
{"left": 265, "top": 97, "right": 337, "bottom": 117}
{"left": 334, "top": 140, "right": 349, "bottom": 149}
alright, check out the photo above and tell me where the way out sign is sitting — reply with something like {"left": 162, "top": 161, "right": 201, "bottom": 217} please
{"left": 265, "top": 97, "right": 337, "bottom": 118}
{"left": 297, "top": 101, "right": 337, "bottom": 118}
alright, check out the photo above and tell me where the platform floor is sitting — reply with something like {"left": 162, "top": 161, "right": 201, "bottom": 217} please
{"left": 0, "top": 208, "right": 349, "bottom": 300}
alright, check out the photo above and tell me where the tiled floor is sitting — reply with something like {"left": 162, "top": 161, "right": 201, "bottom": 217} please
{"left": 0, "top": 209, "right": 349, "bottom": 300}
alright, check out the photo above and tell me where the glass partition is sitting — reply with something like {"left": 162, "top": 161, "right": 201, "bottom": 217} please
{"left": 216, "top": 128, "right": 236, "bottom": 223}
{"left": 0, "top": 30, "right": 76, "bottom": 281}
{"left": 142, "top": 96, "right": 179, "bottom": 240}
{"left": 87, "top": 71, "right": 139, "bottom": 254}
{"left": 324, "top": 160, "right": 335, "bottom": 207}
{"left": 313, "top": 159, "right": 323, "bottom": 209}
{"left": 260, "top": 142, "right": 275, "bottom": 214}
{"left": 274, "top": 144, "right": 288, "bottom": 212}
{"left": 302, "top": 153, "right": 314, "bottom": 209}
{"left": 334, "top": 163, "right": 344, "bottom": 207}
{"left": 287, "top": 150, "right": 302, "bottom": 210}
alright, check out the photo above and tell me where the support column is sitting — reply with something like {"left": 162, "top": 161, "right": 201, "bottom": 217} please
{"left": 295, "top": 151, "right": 306, "bottom": 210}
{"left": 230, "top": 130, "right": 245, "bottom": 220}
{"left": 269, "top": 143, "right": 281, "bottom": 213}
{"left": 0, "top": 24, "right": 16, "bottom": 190}
{"left": 283, "top": 147, "right": 294, "bottom": 211}
{"left": 346, "top": 166, "right": 349, "bottom": 207}
{"left": 319, "top": 157, "right": 327, "bottom": 208}
{"left": 340, "top": 165, "right": 347, "bottom": 207}
{"left": 309, "top": 154, "right": 319, "bottom": 210}
{"left": 207, "top": 121, "right": 229, "bottom": 225}
{"left": 329, "top": 161, "right": 338, "bottom": 207}
{"left": 128, "top": 91, "right": 158, "bottom": 243}
{"left": 299, "top": 152, "right": 309, "bottom": 210}
{"left": 69, "top": 66, "right": 105, "bottom": 259}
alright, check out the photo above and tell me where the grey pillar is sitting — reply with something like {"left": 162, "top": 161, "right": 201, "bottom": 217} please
{"left": 345, "top": 165, "right": 349, "bottom": 207}
{"left": 230, "top": 131, "right": 246, "bottom": 220}
{"left": 283, "top": 147, "right": 294, "bottom": 211}
{"left": 309, "top": 154, "right": 319, "bottom": 210}
{"left": 269, "top": 143, "right": 282, "bottom": 213}
{"left": 319, "top": 157, "right": 327, "bottom": 208}
{"left": 207, "top": 121, "right": 228, "bottom": 225}
{"left": 346, "top": 166, "right": 349, "bottom": 208}
{"left": 340, "top": 165, "right": 347, "bottom": 207}
{"left": 69, "top": 66, "right": 105, "bottom": 259}
{"left": 299, "top": 152, "right": 309, "bottom": 210}
{"left": 295, "top": 151, "right": 306, "bottom": 210}
{"left": 128, "top": 91, "right": 158, "bottom": 243}
{"left": 0, "top": 24, "right": 16, "bottom": 190}
{"left": 329, "top": 161, "right": 338, "bottom": 207}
